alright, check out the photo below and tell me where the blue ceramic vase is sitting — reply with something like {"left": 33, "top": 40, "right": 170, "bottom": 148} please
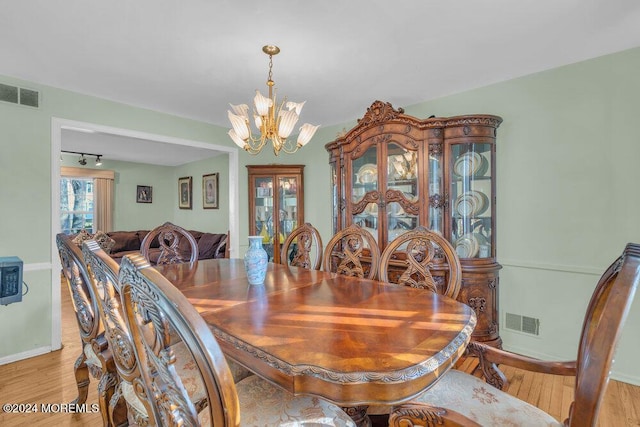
{"left": 244, "top": 236, "right": 268, "bottom": 285}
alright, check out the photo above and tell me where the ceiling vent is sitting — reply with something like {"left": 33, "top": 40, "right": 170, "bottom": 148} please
{"left": 0, "top": 83, "right": 39, "bottom": 108}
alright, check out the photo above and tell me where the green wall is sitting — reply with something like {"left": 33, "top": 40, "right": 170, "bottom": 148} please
{"left": 173, "top": 154, "right": 230, "bottom": 233}
{"left": 402, "top": 47, "right": 640, "bottom": 384}
{"left": 1, "top": 47, "right": 639, "bottom": 385}
{"left": 0, "top": 76, "right": 232, "bottom": 359}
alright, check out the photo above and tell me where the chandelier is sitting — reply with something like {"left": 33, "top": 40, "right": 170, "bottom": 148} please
{"left": 227, "top": 45, "right": 319, "bottom": 156}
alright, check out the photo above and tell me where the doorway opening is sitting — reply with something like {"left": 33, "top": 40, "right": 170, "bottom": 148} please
{"left": 50, "top": 118, "right": 239, "bottom": 350}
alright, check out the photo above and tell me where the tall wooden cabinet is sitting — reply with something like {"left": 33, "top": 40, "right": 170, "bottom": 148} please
{"left": 247, "top": 165, "right": 305, "bottom": 264}
{"left": 325, "top": 101, "right": 503, "bottom": 346}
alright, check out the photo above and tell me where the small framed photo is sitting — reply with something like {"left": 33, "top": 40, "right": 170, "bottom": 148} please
{"left": 203, "top": 173, "right": 219, "bottom": 209}
{"left": 136, "top": 185, "right": 152, "bottom": 203}
{"left": 178, "top": 176, "right": 192, "bottom": 209}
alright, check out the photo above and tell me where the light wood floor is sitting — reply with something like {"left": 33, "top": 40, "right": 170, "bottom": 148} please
{"left": 0, "top": 279, "right": 638, "bottom": 426}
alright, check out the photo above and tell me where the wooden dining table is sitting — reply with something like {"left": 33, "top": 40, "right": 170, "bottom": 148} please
{"left": 156, "top": 258, "right": 476, "bottom": 426}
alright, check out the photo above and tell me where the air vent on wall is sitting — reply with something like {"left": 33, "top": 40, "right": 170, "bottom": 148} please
{"left": 0, "top": 83, "right": 39, "bottom": 108}
{"left": 505, "top": 312, "right": 540, "bottom": 335}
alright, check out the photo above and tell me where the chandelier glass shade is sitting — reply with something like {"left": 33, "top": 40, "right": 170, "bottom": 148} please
{"left": 228, "top": 45, "right": 319, "bottom": 155}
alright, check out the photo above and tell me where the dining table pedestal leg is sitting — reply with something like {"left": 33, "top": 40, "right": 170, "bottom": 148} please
{"left": 341, "top": 406, "right": 371, "bottom": 427}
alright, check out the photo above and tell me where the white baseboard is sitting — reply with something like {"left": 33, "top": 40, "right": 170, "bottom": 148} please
{"left": 0, "top": 346, "right": 53, "bottom": 366}
{"left": 503, "top": 343, "right": 640, "bottom": 386}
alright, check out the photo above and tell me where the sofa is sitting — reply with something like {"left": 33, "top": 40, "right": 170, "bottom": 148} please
{"left": 73, "top": 228, "right": 228, "bottom": 264}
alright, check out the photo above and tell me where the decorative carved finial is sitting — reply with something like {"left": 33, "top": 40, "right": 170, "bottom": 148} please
{"left": 358, "top": 101, "right": 405, "bottom": 126}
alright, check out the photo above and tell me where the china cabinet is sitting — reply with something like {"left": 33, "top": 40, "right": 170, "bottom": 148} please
{"left": 325, "top": 101, "right": 503, "bottom": 346}
{"left": 247, "top": 165, "right": 304, "bottom": 264}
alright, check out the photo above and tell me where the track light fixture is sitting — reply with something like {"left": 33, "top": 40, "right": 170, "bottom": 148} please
{"left": 61, "top": 150, "right": 103, "bottom": 167}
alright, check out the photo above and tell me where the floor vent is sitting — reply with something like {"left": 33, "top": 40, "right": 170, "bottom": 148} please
{"left": 0, "top": 83, "right": 39, "bottom": 108}
{"left": 505, "top": 312, "right": 540, "bottom": 335}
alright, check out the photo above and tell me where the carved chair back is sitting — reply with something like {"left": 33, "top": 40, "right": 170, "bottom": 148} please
{"left": 568, "top": 243, "right": 640, "bottom": 426}
{"left": 56, "top": 233, "right": 113, "bottom": 424}
{"left": 82, "top": 240, "right": 142, "bottom": 425}
{"left": 140, "top": 221, "right": 198, "bottom": 265}
{"left": 379, "top": 226, "right": 461, "bottom": 298}
{"left": 323, "top": 223, "right": 380, "bottom": 280}
{"left": 57, "top": 234, "right": 101, "bottom": 350}
{"left": 390, "top": 243, "right": 640, "bottom": 427}
{"left": 118, "top": 253, "right": 240, "bottom": 426}
{"left": 280, "top": 222, "right": 323, "bottom": 270}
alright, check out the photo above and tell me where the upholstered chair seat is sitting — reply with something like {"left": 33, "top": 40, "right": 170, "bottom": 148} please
{"left": 235, "top": 375, "right": 355, "bottom": 425}
{"left": 408, "top": 369, "right": 562, "bottom": 426}
{"left": 124, "top": 346, "right": 350, "bottom": 427}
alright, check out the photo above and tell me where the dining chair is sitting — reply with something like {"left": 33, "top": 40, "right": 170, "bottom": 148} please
{"left": 390, "top": 242, "right": 640, "bottom": 427}
{"left": 366, "top": 226, "right": 462, "bottom": 418}
{"left": 117, "top": 253, "right": 357, "bottom": 426}
{"left": 379, "top": 226, "right": 461, "bottom": 298}
{"left": 82, "top": 240, "right": 253, "bottom": 426}
{"left": 56, "top": 234, "right": 113, "bottom": 426}
{"left": 140, "top": 221, "right": 198, "bottom": 264}
{"left": 280, "top": 222, "right": 323, "bottom": 270}
{"left": 323, "top": 223, "right": 380, "bottom": 279}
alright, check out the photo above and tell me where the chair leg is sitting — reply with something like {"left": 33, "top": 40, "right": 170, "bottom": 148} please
{"left": 71, "top": 353, "right": 90, "bottom": 405}
{"left": 97, "top": 372, "right": 118, "bottom": 427}
{"left": 108, "top": 384, "right": 129, "bottom": 427}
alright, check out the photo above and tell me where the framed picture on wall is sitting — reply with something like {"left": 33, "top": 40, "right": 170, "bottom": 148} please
{"left": 136, "top": 185, "right": 152, "bottom": 203}
{"left": 203, "top": 173, "right": 219, "bottom": 209}
{"left": 178, "top": 176, "right": 192, "bottom": 209}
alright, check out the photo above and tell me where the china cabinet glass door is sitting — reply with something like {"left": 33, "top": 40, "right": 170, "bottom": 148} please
{"left": 351, "top": 146, "right": 379, "bottom": 242}
{"left": 248, "top": 165, "right": 305, "bottom": 264}
{"left": 449, "top": 143, "right": 493, "bottom": 259}
{"left": 385, "top": 143, "right": 419, "bottom": 244}
{"left": 253, "top": 176, "right": 275, "bottom": 260}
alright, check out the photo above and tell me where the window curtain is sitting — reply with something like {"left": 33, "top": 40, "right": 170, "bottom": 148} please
{"left": 94, "top": 177, "right": 114, "bottom": 232}
{"left": 61, "top": 166, "right": 115, "bottom": 233}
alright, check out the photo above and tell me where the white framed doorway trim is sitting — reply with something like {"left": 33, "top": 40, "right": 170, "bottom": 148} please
{"left": 50, "top": 117, "right": 239, "bottom": 351}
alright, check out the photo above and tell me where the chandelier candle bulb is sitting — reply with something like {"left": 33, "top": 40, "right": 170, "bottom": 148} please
{"left": 227, "top": 45, "right": 318, "bottom": 155}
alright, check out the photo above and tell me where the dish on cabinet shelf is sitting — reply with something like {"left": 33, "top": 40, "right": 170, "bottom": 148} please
{"left": 455, "top": 191, "right": 489, "bottom": 217}
{"left": 356, "top": 163, "right": 377, "bottom": 184}
{"left": 454, "top": 152, "right": 487, "bottom": 177}
{"left": 455, "top": 232, "right": 487, "bottom": 258}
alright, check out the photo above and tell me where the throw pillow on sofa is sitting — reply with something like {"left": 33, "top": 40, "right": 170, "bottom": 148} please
{"left": 93, "top": 231, "right": 116, "bottom": 254}
{"left": 71, "top": 230, "right": 116, "bottom": 254}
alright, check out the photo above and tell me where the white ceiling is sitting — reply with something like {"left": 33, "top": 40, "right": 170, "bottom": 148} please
{"left": 3, "top": 0, "right": 640, "bottom": 164}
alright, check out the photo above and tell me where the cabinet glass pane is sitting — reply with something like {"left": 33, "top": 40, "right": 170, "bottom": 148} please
{"left": 353, "top": 202, "right": 378, "bottom": 242}
{"left": 331, "top": 163, "right": 338, "bottom": 234}
{"left": 387, "top": 201, "right": 418, "bottom": 244}
{"left": 450, "top": 143, "right": 492, "bottom": 259}
{"left": 254, "top": 177, "right": 275, "bottom": 261}
{"left": 387, "top": 144, "right": 418, "bottom": 202}
{"left": 278, "top": 177, "right": 298, "bottom": 242}
{"left": 352, "top": 146, "right": 378, "bottom": 203}
{"left": 428, "top": 152, "right": 443, "bottom": 233}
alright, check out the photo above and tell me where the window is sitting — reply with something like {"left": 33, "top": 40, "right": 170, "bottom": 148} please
{"left": 60, "top": 177, "right": 94, "bottom": 234}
